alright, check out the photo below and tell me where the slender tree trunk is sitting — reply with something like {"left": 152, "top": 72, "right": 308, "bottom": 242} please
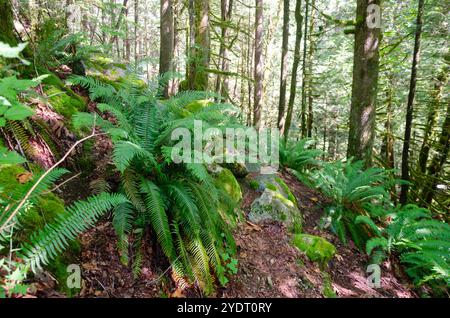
{"left": 109, "top": 0, "right": 129, "bottom": 46}
{"left": 134, "top": 0, "right": 139, "bottom": 65}
{"left": 215, "top": 0, "right": 233, "bottom": 100}
{"left": 159, "top": 0, "right": 175, "bottom": 97}
{"left": 172, "top": 0, "right": 180, "bottom": 94}
{"left": 306, "top": 0, "right": 316, "bottom": 138}
{"left": 300, "top": 0, "right": 309, "bottom": 138}
{"left": 277, "top": 0, "right": 290, "bottom": 129}
{"left": 347, "top": 0, "right": 381, "bottom": 167}
{"left": 400, "top": 0, "right": 424, "bottom": 204}
{"left": 125, "top": 5, "right": 131, "bottom": 61}
{"left": 421, "top": 100, "right": 450, "bottom": 205}
{"left": 283, "top": 0, "right": 303, "bottom": 140}
{"left": 381, "top": 84, "right": 395, "bottom": 169}
{"left": 253, "top": 0, "right": 264, "bottom": 128}
{"left": 0, "top": 0, "right": 17, "bottom": 45}
{"left": 417, "top": 66, "right": 449, "bottom": 173}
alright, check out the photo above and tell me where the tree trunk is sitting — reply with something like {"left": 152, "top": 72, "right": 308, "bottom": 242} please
{"left": 283, "top": 0, "right": 303, "bottom": 141}
{"left": 347, "top": 0, "right": 381, "bottom": 168}
{"left": 417, "top": 66, "right": 449, "bottom": 173}
{"left": 0, "top": 0, "right": 17, "bottom": 45}
{"left": 109, "top": 0, "right": 129, "bottom": 46}
{"left": 134, "top": 0, "right": 139, "bottom": 65}
{"left": 421, "top": 100, "right": 450, "bottom": 205}
{"left": 277, "top": 0, "right": 290, "bottom": 129}
{"left": 159, "top": 0, "right": 175, "bottom": 98}
{"left": 214, "top": 0, "right": 233, "bottom": 100}
{"left": 380, "top": 85, "right": 395, "bottom": 169}
{"left": 125, "top": 5, "right": 131, "bottom": 61}
{"left": 399, "top": 0, "right": 424, "bottom": 204}
{"left": 300, "top": 0, "right": 309, "bottom": 138}
{"left": 188, "top": 0, "right": 210, "bottom": 91}
{"left": 172, "top": 0, "right": 181, "bottom": 94}
{"left": 306, "top": 0, "right": 316, "bottom": 138}
{"left": 253, "top": 0, "right": 264, "bottom": 128}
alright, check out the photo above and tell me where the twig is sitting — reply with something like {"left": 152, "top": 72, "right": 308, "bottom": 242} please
{"left": 0, "top": 125, "right": 107, "bottom": 234}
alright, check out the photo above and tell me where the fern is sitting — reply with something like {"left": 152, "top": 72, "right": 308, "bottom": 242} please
{"left": 112, "top": 141, "right": 156, "bottom": 172}
{"left": 21, "top": 192, "right": 128, "bottom": 272}
{"left": 140, "top": 179, "right": 176, "bottom": 261}
{"left": 70, "top": 74, "right": 241, "bottom": 294}
{"left": 113, "top": 202, "right": 135, "bottom": 265}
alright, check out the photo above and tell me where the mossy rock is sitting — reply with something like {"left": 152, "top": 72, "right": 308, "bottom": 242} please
{"left": 45, "top": 86, "right": 86, "bottom": 120}
{"left": 222, "top": 162, "right": 249, "bottom": 178}
{"left": 214, "top": 167, "right": 242, "bottom": 204}
{"left": 249, "top": 188, "right": 302, "bottom": 232}
{"left": 251, "top": 174, "right": 298, "bottom": 207}
{"left": 292, "top": 234, "right": 336, "bottom": 264}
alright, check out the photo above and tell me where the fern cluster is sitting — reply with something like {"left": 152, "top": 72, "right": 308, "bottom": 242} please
{"left": 358, "top": 204, "right": 450, "bottom": 289}
{"left": 306, "top": 159, "right": 397, "bottom": 249}
{"left": 72, "top": 75, "right": 240, "bottom": 294}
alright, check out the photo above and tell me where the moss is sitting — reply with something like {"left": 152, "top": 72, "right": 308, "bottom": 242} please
{"left": 249, "top": 179, "right": 260, "bottom": 190}
{"left": 0, "top": 164, "right": 27, "bottom": 194}
{"left": 46, "top": 240, "right": 82, "bottom": 297}
{"left": 214, "top": 168, "right": 242, "bottom": 204}
{"left": 44, "top": 86, "right": 86, "bottom": 120}
{"left": 275, "top": 176, "right": 298, "bottom": 207}
{"left": 41, "top": 73, "right": 65, "bottom": 87}
{"left": 322, "top": 272, "right": 337, "bottom": 298}
{"left": 265, "top": 182, "right": 277, "bottom": 191}
{"left": 19, "top": 193, "right": 65, "bottom": 235}
{"left": 292, "top": 234, "right": 336, "bottom": 265}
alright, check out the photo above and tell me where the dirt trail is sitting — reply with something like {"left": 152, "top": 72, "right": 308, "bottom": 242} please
{"left": 34, "top": 170, "right": 416, "bottom": 298}
{"left": 222, "top": 171, "right": 416, "bottom": 298}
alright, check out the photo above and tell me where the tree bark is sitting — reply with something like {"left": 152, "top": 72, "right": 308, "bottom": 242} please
{"left": 253, "top": 0, "right": 264, "bottom": 128}
{"left": 109, "top": 0, "right": 129, "bottom": 46}
{"left": 187, "top": 0, "right": 210, "bottom": 90}
{"left": 283, "top": 0, "right": 303, "bottom": 141}
{"left": 214, "top": 0, "right": 234, "bottom": 101}
{"left": 380, "top": 84, "right": 395, "bottom": 169}
{"left": 0, "top": 0, "right": 17, "bottom": 45}
{"left": 306, "top": 0, "right": 316, "bottom": 138}
{"left": 300, "top": 0, "right": 309, "bottom": 138}
{"left": 347, "top": 0, "right": 381, "bottom": 168}
{"left": 134, "top": 0, "right": 139, "bottom": 65}
{"left": 417, "top": 66, "right": 448, "bottom": 173}
{"left": 277, "top": 0, "right": 290, "bottom": 129}
{"left": 399, "top": 0, "right": 424, "bottom": 204}
{"left": 421, "top": 100, "right": 450, "bottom": 205}
{"left": 159, "top": 0, "right": 175, "bottom": 98}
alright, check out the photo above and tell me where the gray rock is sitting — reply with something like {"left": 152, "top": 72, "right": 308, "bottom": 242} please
{"left": 248, "top": 188, "right": 302, "bottom": 231}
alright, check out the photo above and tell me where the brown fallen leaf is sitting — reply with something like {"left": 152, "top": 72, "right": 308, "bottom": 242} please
{"left": 245, "top": 220, "right": 262, "bottom": 231}
{"left": 16, "top": 172, "right": 33, "bottom": 184}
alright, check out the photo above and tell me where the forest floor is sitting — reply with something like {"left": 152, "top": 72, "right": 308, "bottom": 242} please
{"left": 34, "top": 169, "right": 417, "bottom": 298}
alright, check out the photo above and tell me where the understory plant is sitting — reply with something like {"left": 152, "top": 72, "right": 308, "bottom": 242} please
{"left": 308, "top": 159, "right": 398, "bottom": 250}
{"left": 72, "top": 74, "right": 241, "bottom": 294}
{"left": 357, "top": 203, "right": 450, "bottom": 290}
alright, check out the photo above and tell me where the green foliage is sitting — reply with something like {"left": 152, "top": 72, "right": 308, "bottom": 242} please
{"left": 72, "top": 76, "right": 240, "bottom": 294}
{"left": 280, "top": 139, "right": 322, "bottom": 173}
{"left": 361, "top": 204, "right": 450, "bottom": 289}
{"left": 309, "top": 159, "right": 398, "bottom": 250}
{"left": 21, "top": 192, "right": 128, "bottom": 272}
